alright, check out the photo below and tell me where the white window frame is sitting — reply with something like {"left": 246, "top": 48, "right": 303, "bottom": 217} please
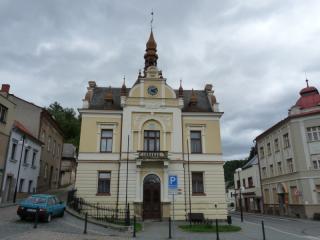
{"left": 97, "top": 123, "right": 117, "bottom": 153}
{"left": 306, "top": 126, "right": 320, "bottom": 142}
{"left": 186, "top": 125, "right": 206, "bottom": 154}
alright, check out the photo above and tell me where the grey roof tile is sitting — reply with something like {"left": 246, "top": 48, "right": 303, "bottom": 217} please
{"left": 88, "top": 87, "right": 213, "bottom": 112}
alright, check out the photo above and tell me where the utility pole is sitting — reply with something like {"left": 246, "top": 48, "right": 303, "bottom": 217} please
{"left": 186, "top": 139, "right": 192, "bottom": 225}
{"left": 125, "top": 135, "right": 129, "bottom": 208}
{"left": 13, "top": 135, "right": 25, "bottom": 203}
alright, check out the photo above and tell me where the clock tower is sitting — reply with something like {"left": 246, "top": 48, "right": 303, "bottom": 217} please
{"left": 77, "top": 28, "right": 226, "bottom": 221}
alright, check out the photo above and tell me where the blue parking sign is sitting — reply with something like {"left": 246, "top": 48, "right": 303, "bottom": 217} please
{"left": 168, "top": 175, "right": 178, "bottom": 189}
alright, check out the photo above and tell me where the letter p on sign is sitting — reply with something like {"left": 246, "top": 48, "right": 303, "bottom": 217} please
{"left": 169, "top": 175, "right": 178, "bottom": 189}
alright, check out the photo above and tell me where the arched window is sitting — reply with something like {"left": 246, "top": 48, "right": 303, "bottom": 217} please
{"left": 144, "top": 174, "right": 160, "bottom": 184}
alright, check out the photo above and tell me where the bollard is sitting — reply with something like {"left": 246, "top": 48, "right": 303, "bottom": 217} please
{"left": 262, "top": 221, "right": 266, "bottom": 240}
{"left": 133, "top": 215, "right": 136, "bottom": 237}
{"left": 83, "top": 212, "right": 88, "bottom": 234}
{"left": 169, "top": 217, "right": 172, "bottom": 239}
{"left": 125, "top": 203, "right": 130, "bottom": 226}
{"left": 34, "top": 207, "right": 39, "bottom": 229}
{"left": 227, "top": 215, "right": 232, "bottom": 225}
{"left": 216, "top": 219, "right": 220, "bottom": 240}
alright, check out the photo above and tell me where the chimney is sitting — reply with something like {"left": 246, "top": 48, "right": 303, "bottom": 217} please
{"left": 1, "top": 84, "right": 10, "bottom": 93}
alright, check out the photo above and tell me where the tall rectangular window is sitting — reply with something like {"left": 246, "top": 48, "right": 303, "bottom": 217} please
{"left": 53, "top": 140, "right": 56, "bottom": 156}
{"left": 274, "top": 138, "right": 279, "bottom": 152}
{"left": 306, "top": 126, "right": 320, "bottom": 142}
{"left": 192, "top": 172, "right": 204, "bottom": 194}
{"left": 0, "top": 104, "right": 8, "bottom": 123}
{"left": 237, "top": 180, "right": 240, "bottom": 189}
{"left": 287, "top": 159, "right": 294, "bottom": 173}
{"left": 267, "top": 143, "right": 271, "bottom": 155}
{"left": 47, "top": 136, "right": 51, "bottom": 152}
{"left": 144, "top": 130, "right": 160, "bottom": 151}
{"left": 97, "top": 172, "right": 111, "bottom": 194}
{"left": 262, "top": 167, "right": 267, "bottom": 178}
{"left": 19, "top": 178, "right": 24, "bottom": 192}
{"left": 270, "top": 164, "right": 274, "bottom": 176}
{"left": 23, "top": 148, "right": 29, "bottom": 164}
{"left": 260, "top": 147, "right": 265, "bottom": 158}
{"left": 28, "top": 180, "right": 33, "bottom": 193}
{"left": 31, "top": 150, "right": 37, "bottom": 167}
{"left": 248, "top": 177, "right": 253, "bottom": 187}
{"left": 277, "top": 162, "right": 282, "bottom": 174}
{"left": 283, "top": 133, "right": 290, "bottom": 148}
{"left": 190, "top": 131, "right": 202, "bottom": 153}
{"left": 242, "top": 179, "right": 246, "bottom": 188}
{"left": 11, "top": 141, "right": 17, "bottom": 160}
{"left": 100, "top": 130, "right": 113, "bottom": 152}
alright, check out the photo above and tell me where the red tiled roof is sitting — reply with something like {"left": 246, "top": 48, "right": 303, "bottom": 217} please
{"left": 295, "top": 86, "right": 320, "bottom": 109}
{"left": 13, "top": 120, "right": 43, "bottom": 145}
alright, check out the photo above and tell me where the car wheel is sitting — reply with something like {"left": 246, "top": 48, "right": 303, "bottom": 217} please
{"left": 60, "top": 209, "right": 65, "bottom": 217}
{"left": 19, "top": 215, "right": 25, "bottom": 221}
{"left": 46, "top": 213, "right": 52, "bottom": 223}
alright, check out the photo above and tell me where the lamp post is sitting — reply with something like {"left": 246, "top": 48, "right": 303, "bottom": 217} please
{"left": 236, "top": 168, "right": 243, "bottom": 222}
{"left": 13, "top": 135, "right": 26, "bottom": 203}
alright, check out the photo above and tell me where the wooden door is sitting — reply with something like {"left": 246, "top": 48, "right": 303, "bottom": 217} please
{"left": 143, "top": 174, "right": 161, "bottom": 219}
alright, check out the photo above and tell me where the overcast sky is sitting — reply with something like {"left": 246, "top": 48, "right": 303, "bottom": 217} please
{"left": 1, "top": 0, "right": 320, "bottom": 160}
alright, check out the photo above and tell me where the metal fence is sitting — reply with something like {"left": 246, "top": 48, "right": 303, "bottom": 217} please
{"left": 67, "top": 190, "right": 130, "bottom": 225}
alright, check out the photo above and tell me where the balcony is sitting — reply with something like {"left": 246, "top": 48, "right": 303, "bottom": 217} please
{"left": 137, "top": 151, "right": 168, "bottom": 160}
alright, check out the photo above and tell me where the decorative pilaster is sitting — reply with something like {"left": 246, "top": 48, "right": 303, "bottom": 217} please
{"left": 135, "top": 166, "right": 141, "bottom": 202}
{"left": 163, "top": 166, "right": 169, "bottom": 202}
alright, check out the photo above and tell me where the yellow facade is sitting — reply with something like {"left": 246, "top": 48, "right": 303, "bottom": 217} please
{"left": 75, "top": 31, "right": 227, "bottom": 220}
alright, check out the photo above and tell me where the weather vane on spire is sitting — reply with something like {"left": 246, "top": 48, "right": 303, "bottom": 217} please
{"left": 150, "top": 10, "right": 154, "bottom": 30}
{"left": 305, "top": 72, "right": 309, "bottom": 87}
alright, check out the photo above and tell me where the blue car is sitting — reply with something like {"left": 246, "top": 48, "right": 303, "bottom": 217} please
{"left": 17, "top": 194, "right": 65, "bottom": 222}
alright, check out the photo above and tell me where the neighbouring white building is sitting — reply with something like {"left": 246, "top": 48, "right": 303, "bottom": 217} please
{"left": 1, "top": 121, "right": 42, "bottom": 202}
{"left": 256, "top": 81, "right": 320, "bottom": 219}
{"left": 234, "top": 156, "right": 262, "bottom": 213}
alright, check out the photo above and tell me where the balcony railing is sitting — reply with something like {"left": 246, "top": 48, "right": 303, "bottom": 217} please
{"left": 137, "top": 151, "right": 168, "bottom": 159}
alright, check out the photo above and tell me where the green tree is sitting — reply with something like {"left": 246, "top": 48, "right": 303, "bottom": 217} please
{"left": 223, "top": 159, "right": 249, "bottom": 189}
{"left": 47, "top": 102, "right": 81, "bottom": 148}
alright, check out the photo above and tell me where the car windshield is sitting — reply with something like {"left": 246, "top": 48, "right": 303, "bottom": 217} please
{"left": 25, "top": 196, "right": 47, "bottom": 204}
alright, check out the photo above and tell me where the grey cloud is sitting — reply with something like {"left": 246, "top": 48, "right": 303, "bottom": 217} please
{"left": 1, "top": 0, "right": 320, "bottom": 159}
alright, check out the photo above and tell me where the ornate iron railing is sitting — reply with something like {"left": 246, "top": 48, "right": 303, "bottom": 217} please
{"left": 67, "top": 190, "right": 131, "bottom": 225}
{"left": 137, "top": 151, "right": 168, "bottom": 159}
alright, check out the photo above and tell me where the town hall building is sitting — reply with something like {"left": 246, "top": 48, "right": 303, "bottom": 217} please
{"left": 75, "top": 30, "right": 227, "bottom": 220}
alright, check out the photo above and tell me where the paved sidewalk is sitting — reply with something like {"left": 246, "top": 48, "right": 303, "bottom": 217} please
{"left": 133, "top": 217, "right": 320, "bottom": 240}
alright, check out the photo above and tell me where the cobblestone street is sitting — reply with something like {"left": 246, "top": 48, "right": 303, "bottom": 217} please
{"left": 0, "top": 206, "right": 130, "bottom": 240}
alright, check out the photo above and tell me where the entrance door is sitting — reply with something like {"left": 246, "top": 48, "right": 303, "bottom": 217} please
{"left": 143, "top": 174, "right": 161, "bottom": 219}
{"left": 4, "top": 176, "right": 13, "bottom": 202}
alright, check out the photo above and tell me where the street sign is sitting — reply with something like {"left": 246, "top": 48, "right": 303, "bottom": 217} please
{"left": 168, "top": 175, "right": 178, "bottom": 189}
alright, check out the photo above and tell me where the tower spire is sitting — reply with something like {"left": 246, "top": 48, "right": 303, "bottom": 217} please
{"left": 144, "top": 12, "right": 158, "bottom": 71}
{"left": 150, "top": 10, "right": 154, "bottom": 31}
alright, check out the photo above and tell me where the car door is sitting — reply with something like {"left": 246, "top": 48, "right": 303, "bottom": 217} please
{"left": 47, "top": 197, "right": 54, "bottom": 215}
{"left": 51, "top": 197, "right": 59, "bottom": 216}
{"left": 54, "top": 197, "right": 64, "bottom": 214}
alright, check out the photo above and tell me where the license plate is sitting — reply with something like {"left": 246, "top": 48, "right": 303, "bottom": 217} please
{"left": 27, "top": 209, "right": 36, "bottom": 212}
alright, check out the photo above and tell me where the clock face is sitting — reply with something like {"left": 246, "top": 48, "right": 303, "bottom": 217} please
{"left": 148, "top": 86, "right": 158, "bottom": 96}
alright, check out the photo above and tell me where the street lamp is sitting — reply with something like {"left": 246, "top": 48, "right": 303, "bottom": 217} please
{"left": 13, "top": 135, "right": 26, "bottom": 203}
{"left": 235, "top": 168, "right": 244, "bottom": 222}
